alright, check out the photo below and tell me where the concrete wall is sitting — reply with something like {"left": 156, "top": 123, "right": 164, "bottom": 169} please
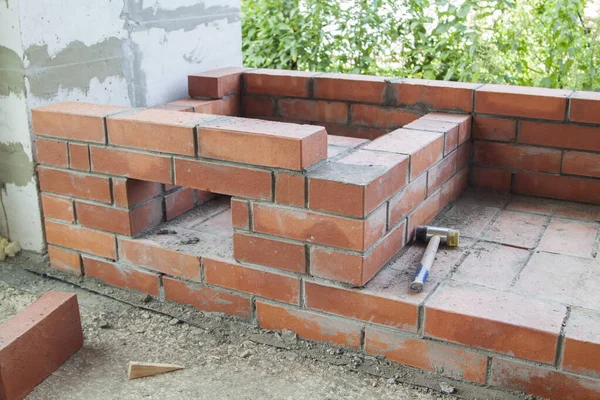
{"left": 0, "top": 0, "right": 242, "bottom": 251}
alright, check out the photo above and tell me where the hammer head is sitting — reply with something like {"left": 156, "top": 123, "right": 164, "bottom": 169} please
{"left": 415, "top": 226, "right": 460, "bottom": 247}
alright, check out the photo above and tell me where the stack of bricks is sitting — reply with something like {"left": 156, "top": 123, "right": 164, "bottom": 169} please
{"left": 31, "top": 67, "right": 600, "bottom": 400}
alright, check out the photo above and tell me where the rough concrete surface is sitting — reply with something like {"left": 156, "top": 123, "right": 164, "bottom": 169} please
{"left": 0, "top": 253, "right": 523, "bottom": 400}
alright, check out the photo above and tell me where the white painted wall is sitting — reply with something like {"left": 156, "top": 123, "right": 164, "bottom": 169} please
{"left": 0, "top": 0, "right": 242, "bottom": 252}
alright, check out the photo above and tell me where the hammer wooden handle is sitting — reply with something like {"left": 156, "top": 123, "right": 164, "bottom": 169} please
{"left": 410, "top": 235, "right": 441, "bottom": 293}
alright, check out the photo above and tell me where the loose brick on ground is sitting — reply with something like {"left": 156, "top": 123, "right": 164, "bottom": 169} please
{"left": 308, "top": 149, "right": 408, "bottom": 217}
{"left": 425, "top": 280, "right": 566, "bottom": 364}
{"left": 0, "top": 291, "right": 83, "bottom": 400}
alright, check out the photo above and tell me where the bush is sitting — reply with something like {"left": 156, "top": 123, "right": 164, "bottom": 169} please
{"left": 242, "top": 0, "right": 600, "bottom": 90}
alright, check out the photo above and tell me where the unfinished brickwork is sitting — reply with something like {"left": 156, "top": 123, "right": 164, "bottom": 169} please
{"left": 32, "top": 68, "right": 600, "bottom": 400}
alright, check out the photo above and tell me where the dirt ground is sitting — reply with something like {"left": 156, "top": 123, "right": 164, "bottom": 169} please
{"left": 0, "top": 253, "right": 524, "bottom": 400}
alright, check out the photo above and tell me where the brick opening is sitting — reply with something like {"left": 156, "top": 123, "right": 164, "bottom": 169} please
{"left": 31, "top": 67, "right": 600, "bottom": 399}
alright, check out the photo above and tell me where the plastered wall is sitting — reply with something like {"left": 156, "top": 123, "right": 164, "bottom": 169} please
{"left": 0, "top": 0, "right": 242, "bottom": 251}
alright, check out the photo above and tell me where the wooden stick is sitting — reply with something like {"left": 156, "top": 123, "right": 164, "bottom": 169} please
{"left": 127, "top": 362, "right": 184, "bottom": 380}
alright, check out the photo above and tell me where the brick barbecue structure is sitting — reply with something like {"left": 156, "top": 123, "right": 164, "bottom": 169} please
{"left": 32, "top": 68, "right": 600, "bottom": 399}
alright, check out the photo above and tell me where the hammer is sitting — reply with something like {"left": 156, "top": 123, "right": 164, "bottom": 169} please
{"left": 409, "top": 226, "right": 460, "bottom": 293}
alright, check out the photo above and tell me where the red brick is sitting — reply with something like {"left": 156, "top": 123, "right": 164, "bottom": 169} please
{"left": 275, "top": 172, "right": 305, "bottom": 207}
{"left": 90, "top": 146, "right": 172, "bottom": 184}
{"left": 490, "top": 357, "right": 600, "bottom": 400}
{"left": 112, "top": 178, "right": 162, "bottom": 208}
{"left": 163, "top": 276, "right": 251, "bottom": 318}
{"left": 45, "top": 220, "right": 116, "bottom": 259}
{"left": 35, "top": 138, "right": 68, "bottom": 167}
{"left": 305, "top": 281, "right": 416, "bottom": 331}
{"left": 256, "top": 301, "right": 362, "bottom": 349}
{"left": 41, "top": 193, "right": 74, "bottom": 222}
{"left": 175, "top": 158, "right": 272, "bottom": 200}
{"left": 366, "top": 327, "right": 487, "bottom": 383}
{"left": 476, "top": 84, "right": 571, "bottom": 120}
{"left": 519, "top": 120, "right": 600, "bottom": 152}
{"left": 404, "top": 119, "right": 459, "bottom": 155}
{"left": 195, "top": 190, "right": 219, "bottom": 205}
{"left": 472, "top": 116, "right": 516, "bottom": 142}
{"left": 76, "top": 201, "right": 131, "bottom": 235}
{"left": 118, "top": 238, "right": 200, "bottom": 280}
{"left": 47, "top": 245, "right": 81, "bottom": 276}
{"left": 420, "top": 112, "right": 472, "bottom": 145}
{"left": 197, "top": 117, "right": 327, "bottom": 170}
{"left": 314, "top": 73, "right": 387, "bottom": 103}
{"left": 427, "top": 151, "right": 457, "bottom": 195}
{"left": 164, "top": 188, "right": 194, "bottom": 220}
{"left": 231, "top": 198, "right": 250, "bottom": 230}
{"left": 350, "top": 104, "right": 418, "bottom": 129}
{"left": 171, "top": 96, "right": 240, "bottom": 116}
{"left": 456, "top": 142, "right": 470, "bottom": 170}
{"left": 395, "top": 79, "right": 478, "bottom": 112}
{"left": 0, "top": 291, "right": 83, "bottom": 400}
{"left": 107, "top": 109, "right": 207, "bottom": 156}
{"left": 188, "top": 67, "right": 245, "bottom": 98}
{"left": 308, "top": 149, "right": 408, "bottom": 217}
{"left": 563, "top": 151, "right": 600, "bottom": 178}
{"left": 83, "top": 257, "right": 159, "bottom": 295}
{"left": 278, "top": 98, "right": 348, "bottom": 124}
{"left": 440, "top": 166, "right": 468, "bottom": 206}
{"left": 562, "top": 308, "right": 600, "bottom": 378}
{"left": 407, "top": 190, "right": 444, "bottom": 241}
{"left": 205, "top": 258, "right": 300, "bottom": 304}
{"left": 242, "top": 95, "right": 275, "bottom": 118}
{"left": 514, "top": 171, "right": 600, "bottom": 204}
{"left": 388, "top": 173, "right": 427, "bottom": 226}
{"left": 310, "top": 220, "right": 406, "bottom": 286}
{"left": 233, "top": 232, "right": 305, "bottom": 273}
{"left": 569, "top": 91, "right": 600, "bottom": 124}
{"left": 68, "top": 143, "right": 90, "bottom": 171}
{"left": 364, "top": 128, "right": 443, "bottom": 180}
{"left": 474, "top": 142, "right": 562, "bottom": 173}
{"left": 254, "top": 203, "right": 386, "bottom": 251}
{"left": 471, "top": 166, "right": 512, "bottom": 191}
{"left": 243, "top": 69, "right": 315, "bottom": 97}
{"left": 425, "top": 281, "right": 566, "bottom": 363}
{"left": 38, "top": 167, "right": 111, "bottom": 202}
{"left": 32, "top": 102, "right": 127, "bottom": 143}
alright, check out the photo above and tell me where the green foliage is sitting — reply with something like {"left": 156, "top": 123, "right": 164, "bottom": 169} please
{"left": 242, "top": 0, "right": 600, "bottom": 90}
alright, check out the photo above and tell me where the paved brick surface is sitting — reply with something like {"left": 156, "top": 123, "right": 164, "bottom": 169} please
{"left": 538, "top": 219, "right": 599, "bottom": 258}
{"left": 483, "top": 210, "right": 547, "bottom": 249}
{"left": 562, "top": 308, "right": 600, "bottom": 378}
{"left": 452, "top": 242, "right": 529, "bottom": 290}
